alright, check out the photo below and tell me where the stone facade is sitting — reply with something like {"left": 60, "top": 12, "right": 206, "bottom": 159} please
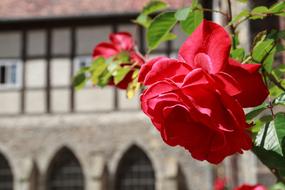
{"left": 0, "top": 112, "right": 212, "bottom": 190}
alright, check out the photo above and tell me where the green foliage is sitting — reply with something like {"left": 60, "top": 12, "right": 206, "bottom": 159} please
{"left": 253, "top": 113, "right": 285, "bottom": 181}
{"left": 269, "top": 2, "right": 285, "bottom": 14}
{"left": 142, "top": 0, "right": 168, "bottom": 15}
{"left": 180, "top": 5, "right": 203, "bottom": 35}
{"left": 253, "top": 146, "right": 285, "bottom": 179}
{"left": 230, "top": 48, "right": 245, "bottom": 61}
{"left": 134, "top": 0, "right": 168, "bottom": 28}
{"left": 73, "top": 67, "right": 88, "bottom": 90}
{"left": 246, "top": 103, "right": 268, "bottom": 122}
{"left": 251, "top": 6, "right": 269, "bottom": 20}
{"left": 273, "top": 93, "right": 285, "bottom": 106}
{"left": 175, "top": 7, "right": 191, "bottom": 21}
{"left": 90, "top": 57, "right": 108, "bottom": 85}
{"left": 255, "top": 113, "right": 285, "bottom": 156}
{"left": 228, "top": 9, "right": 249, "bottom": 25}
{"left": 147, "top": 11, "right": 177, "bottom": 51}
{"left": 126, "top": 70, "right": 140, "bottom": 99}
{"left": 271, "top": 182, "right": 285, "bottom": 190}
{"left": 114, "top": 67, "right": 131, "bottom": 85}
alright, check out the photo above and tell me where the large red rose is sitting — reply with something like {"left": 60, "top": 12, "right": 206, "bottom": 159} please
{"left": 139, "top": 20, "right": 268, "bottom": 163}
{"left": 93, "top": 32, "right": 144, "bottom": 89}
{"left": 234, "top": 184, "right": 267, "bottom": 190}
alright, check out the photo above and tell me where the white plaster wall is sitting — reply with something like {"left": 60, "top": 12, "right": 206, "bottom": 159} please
{"left": 75, "top": 87, "right": 114, "bottom": 111}
{"left": 118, "top": 89, "right": 139, "bottom": 110}
{"left": 26, "top": 59, "right": 46, "bottom": 88}
{"left": 50, "top": 58, "right": 70, "bottom": 87}
{"left": 25, "top": 90, "right": 45, "bottom": 113}
{"left": 0, "top": 92, "right": 20, "bottom": 114}
{"left": 51, "top": 89, "right": 70, "bottom": 113}
{"left": 0, "top": 32, "right": 21, "bottom": 58}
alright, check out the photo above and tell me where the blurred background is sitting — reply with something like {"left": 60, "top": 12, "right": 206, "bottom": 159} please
{"left": 0, "top": 0, "right": 283, "bottom": 190}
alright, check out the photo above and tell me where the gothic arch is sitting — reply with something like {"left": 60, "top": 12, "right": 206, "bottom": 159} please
{"left": 46, "top": 147, "right": 85, "bottom": 190}
{"left": 0, "top": 152, "right": 13, "bottom": 190}
{"left": 115, "top": 145, "right": 156, "bottom": 190}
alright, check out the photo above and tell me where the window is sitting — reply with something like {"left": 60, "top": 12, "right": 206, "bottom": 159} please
{"left": 73, "top": 56, "right": 92, "bottom": 73}
{"left": 116, "top": 146, "right": 155, "bottom": 190}
{"left": 47, "top": 148, "right": 85, "bottom": 190}
{"left": 0, "top": 59, "right": 22, "bottom": 89}
{"left": 0, "top": 154, "right": 13, "bottom": 190}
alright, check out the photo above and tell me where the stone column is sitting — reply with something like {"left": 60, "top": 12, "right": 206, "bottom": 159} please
{"left": 160, "top": 157, "right": 178, "bottom": 190}
{"left": 87, "top": 154, "right": 106, "bottom": 190}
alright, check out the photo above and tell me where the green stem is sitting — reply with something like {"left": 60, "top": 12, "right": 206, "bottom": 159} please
{"left": 226, "top": 0, "right": 237, "bottom": 49}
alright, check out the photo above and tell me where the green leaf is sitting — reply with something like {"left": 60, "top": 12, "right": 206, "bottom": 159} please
{"left": 161, "top": 33, "right": 177, "bottom": 42}
{"left": 90, "top": 57, "right": 107, "bottom": 85}
{"left": 114, "top": 67, "right": 132, "bottom": 85}
{"left": 73, "top": 72, "right": 87, "bottom": 90}
{"left": 147, "top": 11, "right": 177, "bottom": 51}
{"left": 270, "top": 81, "right": 285, "bottom": 99}
{"left": 263, "top": 46, "right": 276, "bottom": 73}
{"left": 133, "top": 14, "right": 152, "bottom": 28}
{"left": 252, "top": 39, "right": 275, "bottom": 62}
{"left": 175, "top": 7, "right": 191, "bottom": 21}
{"left": 251, "top": 6, "right": 269, "bottom": 20}
{"left": 269, "top": 2, "right": 285, "bottom": 13}
{"left": 97, "top": 70, "right": 112, "bottom": 87}
{"left": 230, "top": 48, "right": 245, "bottom": 61}
{"left": 228, "top": 9, "right": 249, "bottom": 25}
{"left": 255, "top": 113, "right": 285, "bottom": 156}
{"left": 142, "top": 0, "right": 168, "bottom": 15}
{"left": 127, "top": 77, "right": 140, "bottom": 99}
{"left": 246, "top": 103, "right": 268, "bottom": 121}
{"left": 180, "top": 6, "right": 203, "bottom": 35}
{"left": 253, "top": 146, "right": 285, "bottom": 177}
{"left": 270, "top": 182, "right": 285, "bottom": 190}
{"left": 252, "top": 30, "right": 267, "bottom": 48}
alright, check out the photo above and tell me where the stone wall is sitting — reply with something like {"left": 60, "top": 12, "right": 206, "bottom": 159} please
{"left": 0, "top": 112, "right": 212, "bottom": 190}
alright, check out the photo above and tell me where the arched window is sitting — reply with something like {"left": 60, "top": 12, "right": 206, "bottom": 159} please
{"left": 47, "top": 147, "right": 85, "bottom": 190}
{"left": 116, "top": 146, "right": 155, "bottom": 190}
{"left": 0, "top": 153, "right": 13, "bottom": 190}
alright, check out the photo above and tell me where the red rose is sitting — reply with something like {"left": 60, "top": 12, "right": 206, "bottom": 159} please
{"left": 139, "top": 20, "right": 268, "bottom": 163}
{"left": 234, "top": 184, "right": 267, "bottom": 190}
{"left": 93, "top": 32, "right": 144, "bottom": 89}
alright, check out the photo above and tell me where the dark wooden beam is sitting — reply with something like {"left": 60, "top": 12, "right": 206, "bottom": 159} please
{"left": 20, "top": 30, "right": 27, "bottom": 114}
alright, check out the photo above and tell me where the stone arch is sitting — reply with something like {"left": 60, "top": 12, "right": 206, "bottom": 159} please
{"left": 29, "top": 161, "right": 40, "bottom": 190}
{"left": 115, "top": 145, "right": 156, "bottom": 190}
{"left": 46, "top": 146, "right": 85, "bottom": 190}
{"left": 177, "top": 166, "right": 190, "bottom": 190}
{"left": 0, "top": 151, "right": 14, "bottom": 190}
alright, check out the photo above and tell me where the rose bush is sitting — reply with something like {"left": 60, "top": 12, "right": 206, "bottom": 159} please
{"left": 139, "top": 20, "right": 268, "bottom": 163}
{"left": 93, "top": 32, "right": 144, "bottom": 89}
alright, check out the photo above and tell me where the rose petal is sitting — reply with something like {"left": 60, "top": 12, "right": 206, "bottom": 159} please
{"left": 179, "top": 20, "right": 231, "bottom": 74}
{"left": 225, "top": 59, "right": 269, "bottom": 107}
{"left": 110, "top": 32, "right": 134, "bottom": 51}
{"left": 214, "top": 72, "right": 241, "bottom": 96}
{"left": 138, "top": 56, "right": 168, "bottom": 83}
{"left": 140, "top": 58, "right": 191, "bottom": 85}
{"left": 92, "top": 42, "right": 119, "bottom": 58}
{"left": 182, "top": 68, "right": 211, "bottom": 87}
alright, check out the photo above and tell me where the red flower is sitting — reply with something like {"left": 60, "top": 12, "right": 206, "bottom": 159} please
{"left": 234, "top": 184, "right": 267, "bottom": 190}
{"left": 214, "top": 178, "right": 227, "bottom": 190}
{"left": 93, "top": 32, "right": 144, "bottom": 89}
{"left": 139, "top": 20, "right": 268, "bottom": 163}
